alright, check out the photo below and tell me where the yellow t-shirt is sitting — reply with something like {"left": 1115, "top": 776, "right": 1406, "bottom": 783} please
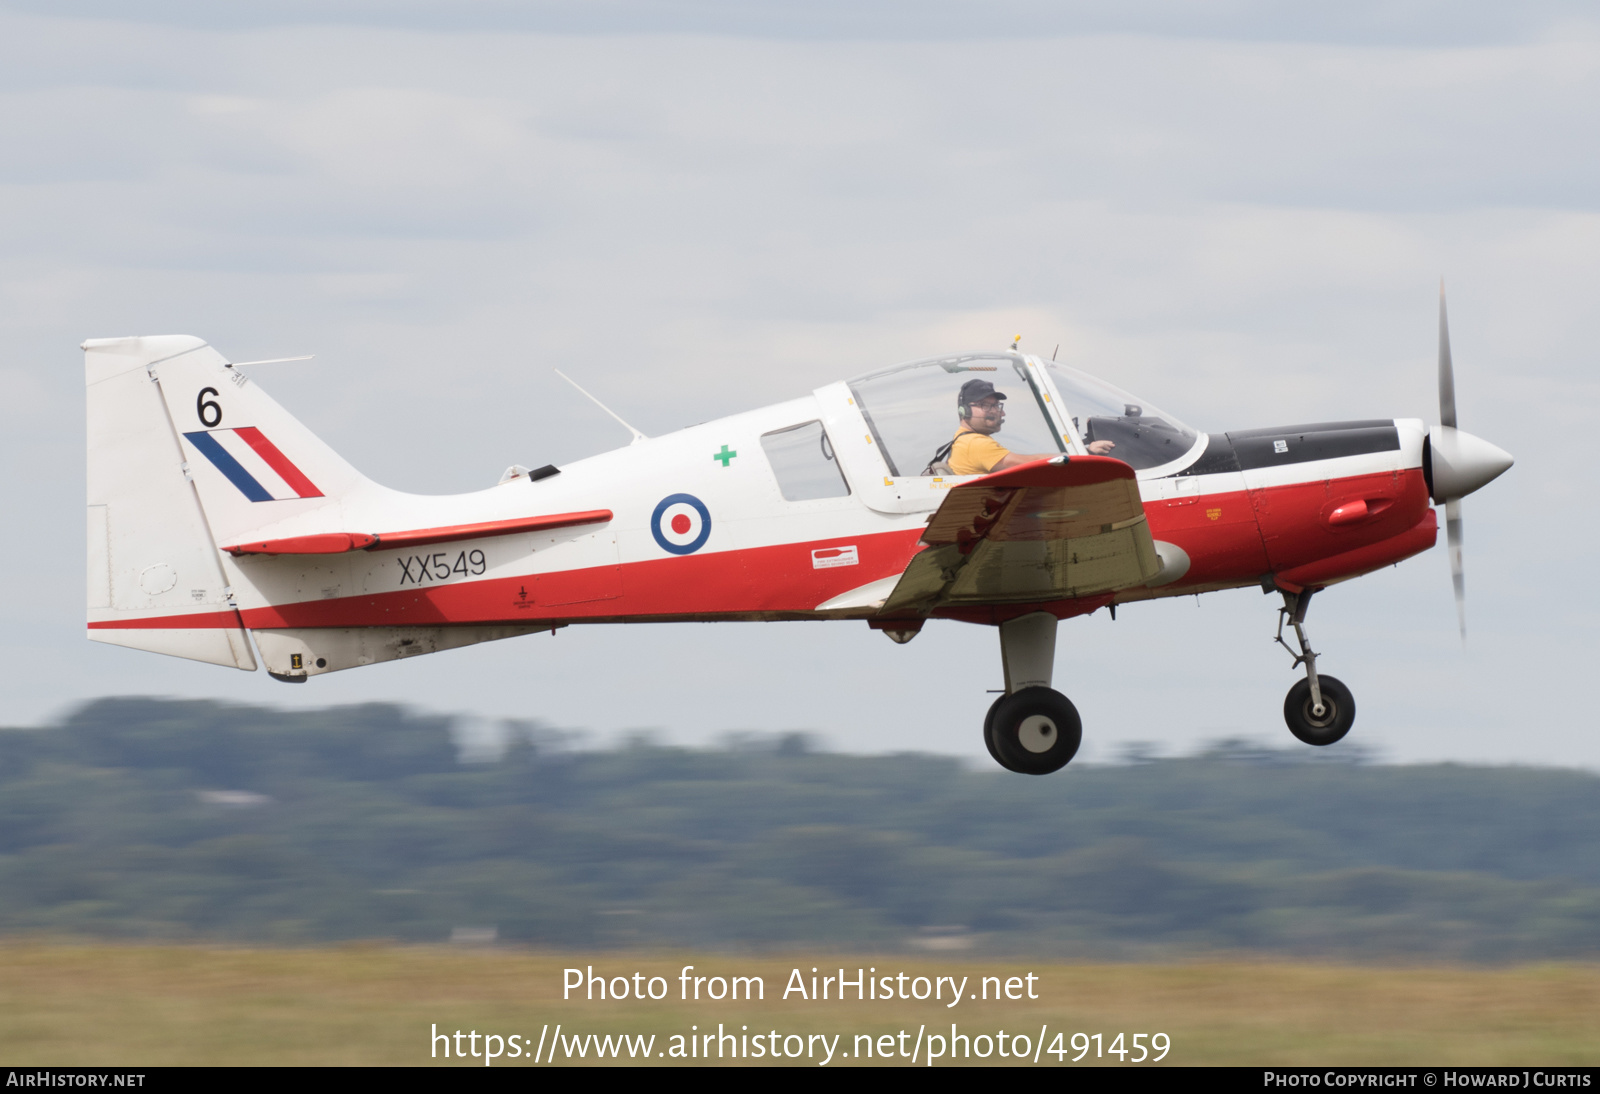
{"left": 948, "top": 428, "right": 1010, "bottom": 476}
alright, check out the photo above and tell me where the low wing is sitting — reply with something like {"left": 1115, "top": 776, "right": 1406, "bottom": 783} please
{"left": 881, "top": 456, "right": 1160, "bottom": 613}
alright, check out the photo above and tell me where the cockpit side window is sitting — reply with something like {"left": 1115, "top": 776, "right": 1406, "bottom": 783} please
{"left": 760, "top": 421, "right": 851, "bottom": 500}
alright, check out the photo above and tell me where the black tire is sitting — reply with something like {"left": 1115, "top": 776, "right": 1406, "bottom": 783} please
{"left": 983, "top": 694, "right": 1005, "bottom": 766}
{"left": 1284, "top": 675, "right": 1355, "bottom": 746}
{"left": 989, "top": 687, "right": 1082, "bottom": 775}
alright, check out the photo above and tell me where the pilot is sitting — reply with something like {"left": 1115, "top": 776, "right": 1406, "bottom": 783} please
{"left": 943, "top": 379, "right": 1114, "bottom": 476}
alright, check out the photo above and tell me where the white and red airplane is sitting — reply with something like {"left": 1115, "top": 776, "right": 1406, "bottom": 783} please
{"left": 84, "top": 293, "right": 1512, "bottom": 774}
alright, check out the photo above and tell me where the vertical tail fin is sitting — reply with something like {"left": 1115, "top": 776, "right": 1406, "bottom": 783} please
{"left": 86, "top": 336, "right": 256, "bottom": 669}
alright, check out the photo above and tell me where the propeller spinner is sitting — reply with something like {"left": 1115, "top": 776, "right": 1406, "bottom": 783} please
{"left": 1428, "top": 285, "right": 1514, "bottom": 637}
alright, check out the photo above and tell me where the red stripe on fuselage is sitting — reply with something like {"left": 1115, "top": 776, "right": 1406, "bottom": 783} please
{"left": 100, "top": 467, "right": 1437, "bottom": 631}
{"left": 235, "top": 528, "right": 927, "bottom": 629}
{"left": 88, "top": 609, "right": 246, "bottom": 630}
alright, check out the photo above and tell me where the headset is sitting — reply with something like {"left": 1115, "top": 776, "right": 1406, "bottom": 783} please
{"left": 958, "top": 392, "right": 1002, "bottom": 421}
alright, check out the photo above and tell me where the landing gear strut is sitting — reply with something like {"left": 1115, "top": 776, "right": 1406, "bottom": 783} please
{"left": 983, "top": 612, "right": 1082, "bottom": 774}
{"left": 1274, "top": 589, "right": 1356, "bottom": 746}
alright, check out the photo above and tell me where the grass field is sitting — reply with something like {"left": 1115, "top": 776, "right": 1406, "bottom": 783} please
{"left": 2, "top": 944, "right": 1597, "bottom": 1066}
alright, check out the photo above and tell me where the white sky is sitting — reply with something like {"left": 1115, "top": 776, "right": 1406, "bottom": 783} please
{"left": 2, "top": 4, "right": 1595, "bottom": 767}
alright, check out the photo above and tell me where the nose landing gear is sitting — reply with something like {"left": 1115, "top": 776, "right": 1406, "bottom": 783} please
{"left": 1275, "top": 589, "right": 1356, "bottom": 746}
{"left": 983, "top": 611, "right": 1082, "bottom": 774}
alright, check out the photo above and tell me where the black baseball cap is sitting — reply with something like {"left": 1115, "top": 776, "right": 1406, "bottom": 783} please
{"left": 959, "top": 379, "right": 1007, "bottom": 405}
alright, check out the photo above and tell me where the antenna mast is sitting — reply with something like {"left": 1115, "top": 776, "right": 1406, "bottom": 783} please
{"left": 553, "top": 369, "right": 648, "bottom": 445}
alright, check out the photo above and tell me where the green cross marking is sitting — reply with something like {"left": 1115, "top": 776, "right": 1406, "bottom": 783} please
{"left": 713, "top": 445, "right": 737, "bottom": 467}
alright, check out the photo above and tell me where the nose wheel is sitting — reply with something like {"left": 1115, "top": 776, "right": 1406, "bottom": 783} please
{"left": 1275, "top": 588, "right": 1356, "bottom": 746}
{"left": 1284, "top": 675, "right": 1355, "bottom": 745}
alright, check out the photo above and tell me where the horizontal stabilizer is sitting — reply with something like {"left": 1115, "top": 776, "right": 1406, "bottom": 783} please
{"left": 224, "top": 509, "right": 613, "bottom": 555}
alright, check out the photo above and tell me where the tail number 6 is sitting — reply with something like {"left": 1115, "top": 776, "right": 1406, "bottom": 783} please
{"left": 196, "top": 387, "right": 223, "bottom": 428}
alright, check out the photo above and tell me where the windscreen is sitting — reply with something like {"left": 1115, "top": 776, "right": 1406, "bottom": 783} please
{"left": 1044, "top": 362, "right": 1201, "bottom": 472}
{"left": 847, "top": 354, "right": 1064, "bottom": 476}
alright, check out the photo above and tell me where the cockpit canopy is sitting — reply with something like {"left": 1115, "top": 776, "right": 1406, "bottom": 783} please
{"left": 847, "top": 354, "right": 1062, "bottom": 476}
{"left": 845, "top": 353, "right": 1201, "bottom": 476}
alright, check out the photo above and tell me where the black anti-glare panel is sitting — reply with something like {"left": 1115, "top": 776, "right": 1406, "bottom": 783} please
{"left": 1227, "top": 419, "right": 1395, "bottom": 440}
{"left": 1228, "top": 423, "right": 1400, "bottom": 470}
{"left": 1174, "top": 434, "right": 1242, "bottom": 477}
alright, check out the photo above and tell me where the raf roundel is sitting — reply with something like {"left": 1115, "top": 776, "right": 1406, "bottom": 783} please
{"left": 650, "top": 493, "right": 712, "bottom": 555}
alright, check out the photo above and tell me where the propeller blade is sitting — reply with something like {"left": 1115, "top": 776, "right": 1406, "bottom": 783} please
{"left": 1446, "top": 497, "right": 1465, "bottom": 639}
{"left": 1438, "top": 281, "right": 1457, "bottom": 430}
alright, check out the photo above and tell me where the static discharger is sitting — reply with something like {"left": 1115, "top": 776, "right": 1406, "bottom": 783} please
{"left": 227, "top": 355, "right": 315, "bottom": 367}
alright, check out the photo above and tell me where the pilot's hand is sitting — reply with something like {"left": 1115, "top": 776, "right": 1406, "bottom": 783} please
{"left": 1087, "top": 440, "right": 1116, "bottom": 455}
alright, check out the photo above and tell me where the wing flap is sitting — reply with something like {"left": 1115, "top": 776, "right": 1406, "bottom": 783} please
{"left": 882, "top": 456, "right": 1159, "bottom": 613}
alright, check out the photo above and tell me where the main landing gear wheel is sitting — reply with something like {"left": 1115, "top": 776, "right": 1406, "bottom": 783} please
{"left": 982, "top": 700, "right": 1003, "bottom": 766}
{"left": 986, "top": 687, "right": 1082, "bottom": 775}
{"left": 1284, "top": 675, "right": 1355, "bottom": 746}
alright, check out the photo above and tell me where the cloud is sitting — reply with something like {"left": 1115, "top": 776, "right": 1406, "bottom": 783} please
{"left": 2, "top": 1, "right": 1597, "bottom": 45}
